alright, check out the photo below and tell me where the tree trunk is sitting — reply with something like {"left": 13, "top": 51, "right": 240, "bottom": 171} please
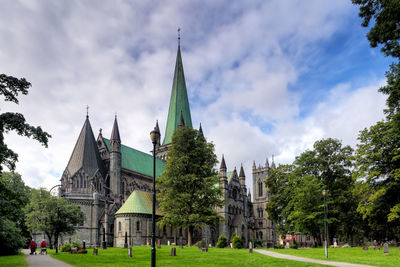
{"left": 187, "top": 227, "right": 192, "bottom": 247}
{"left": 46, "top": 232, "right": 53, "bottom": 249}
{"left": 54, "top": 234, "right": 59, "bottom": 253}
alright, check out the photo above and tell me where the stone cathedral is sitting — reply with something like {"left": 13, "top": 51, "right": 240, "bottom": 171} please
{"left": 60, "top": 39, "right": 280, "bottom": 248}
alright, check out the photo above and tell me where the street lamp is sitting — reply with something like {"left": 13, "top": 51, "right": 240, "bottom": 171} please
{"left": 150, "top": 122, "right": 160, "bottom": 267}
{"left": 322, "top": 189, "right": 328, "bottom": 258}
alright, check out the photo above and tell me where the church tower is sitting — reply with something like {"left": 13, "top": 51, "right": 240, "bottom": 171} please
{"left": 156, "top": 30, "right": 192, "bottom": 160}
{"left": 109, "top": 115, "right": 121, "bottom": 201}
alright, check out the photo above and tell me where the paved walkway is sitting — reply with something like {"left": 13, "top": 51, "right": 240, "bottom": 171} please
{"left": 21, "top": 249, "right": 73, "bottom": 267}
{"left": 254, "top": 249, "right": 376, "bottom": 267}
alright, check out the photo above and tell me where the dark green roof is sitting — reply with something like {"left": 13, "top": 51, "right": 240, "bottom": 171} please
{"left": 162, "top": 44, "right": 192, "bottom": 145}
{"left": 103, "top": 138, "right": 165, "bottom": 177}
{"left": 115, "top": 190, "right": 161, "bottom": 215}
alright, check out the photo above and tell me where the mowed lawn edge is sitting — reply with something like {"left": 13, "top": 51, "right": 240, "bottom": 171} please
{"left": 0, "top": 252, "right": 28, "bottom": 267}
{"left": 264, "top": 247, "right": 400, "bottom": 267}
{"left": 49, "top": 246, "right": 325, "bottom": 267}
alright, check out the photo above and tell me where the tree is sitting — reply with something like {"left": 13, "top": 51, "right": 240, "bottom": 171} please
{"left": 354, "top": 120, "right": 400, "bottom": 239}
{"left": 266, "top": 138, "right": 358, "bottom": 244}
{"left": 157, "top": 126, "right": 223, "bottom": 246}
{"left": 24, "top": 188, "right": 84, "bottom": 252}
{"left": 352, "top": 0, "right": 400, "bottom": 239}
{"left": 0, "top": 74, "right": 51, "bottom": 173}
{"left": 0, "top": 172, "right": 31, "bottom": 255}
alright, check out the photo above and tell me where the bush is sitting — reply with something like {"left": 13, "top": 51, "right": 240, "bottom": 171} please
{"left": 71, "top": 237, "right": 82, "bottom": 250}
{"left": 61, "top": 243, "right": 72, "bottom": 252}
{"left": 274, "top": 244, "right": 284, "bottom": 249}
{"left": 232, "top": 235, "right": 242, "bottom": 249}
{"left": 216, "top": 235, "right": 228, "bottom": 248}
{"left": 290, "top": 242, "right": 298, "bottom": 249}
{"left": 195, "top": 241, "right": 201, "bottom": 248}
{"left": 253, "top": 238, "right": 263, "bottom": 248}
{"left": 0, "top": 218, "right": 26, "bottom": 255}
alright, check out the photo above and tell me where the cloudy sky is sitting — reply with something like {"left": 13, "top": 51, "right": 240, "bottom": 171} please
{"left": 1, "top": 0, "right": 390, "bottom": 194}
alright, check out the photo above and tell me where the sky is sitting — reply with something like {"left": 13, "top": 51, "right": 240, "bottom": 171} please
{"left": 0, "top": 0, "right": 391, "bottom": 194}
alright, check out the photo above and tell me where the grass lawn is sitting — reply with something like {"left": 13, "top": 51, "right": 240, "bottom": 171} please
{"left": 265, "top": 246, "right": 400, "bottom": 267}
{"left": 49, "top": 246, "right": 325, "bottom": 267}
{"left": 0, "top": 253, "right": 28, "bottom": 267}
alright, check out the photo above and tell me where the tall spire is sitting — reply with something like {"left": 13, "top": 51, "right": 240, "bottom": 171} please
{"left": 110, "top": 115, "right": 121, "bottom": 141}
{"left": 163, "top": 30, "right": 193, "bottom": 145}
{"left": 239, "top": 164, "right": 245, "bottom": 178}
{"left": 199, "top": 123, "right": 203, "bottom": 136}
{"left": 220, "top": 154, "right": 227, "bottom": 170}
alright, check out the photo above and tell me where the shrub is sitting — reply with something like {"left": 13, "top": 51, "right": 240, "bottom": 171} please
{"left": 290, "top": 242, "right": 298, "bottom": 249}
{"left": 71, "top": 237, "right": 82, "bottom": 250}
{"left": 232, "top": 235, "right": 242, "bottom": 249}
{"left": 195, "top": 241, "right": 201, "bottom": 248}
{"left": 253, "top": 238, "right": 263, "bottom": 248}
{"left": 216, "top": 235, "right": 228, "bottom": 248}
{"left": 274, "top": 244, "right": 284, "bottom": 249}
{"left": 61, "top": 243, "right": 72, "bottom": 252}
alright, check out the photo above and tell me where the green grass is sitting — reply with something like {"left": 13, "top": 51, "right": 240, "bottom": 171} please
{"left": 0, "top": 253, "right": 28, "bottom": 267}
{"left": 49, "top": 246, "right": 324, "bottom": 267}
{"left": 265, "top": 247, "right": 400, "bottom": 267}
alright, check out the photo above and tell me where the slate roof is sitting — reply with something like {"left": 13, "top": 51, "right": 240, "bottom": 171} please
{"left": 162, "top": 43, "right": 193, "bottom": 145}
{"left": 66, "top": 117, "right": 105, "bottom": 177}
{"left": 103, "top": 138, "right": 165, "bottom": 178}
{"left": 115, "top": 190, "right": 161, "bottom": 215}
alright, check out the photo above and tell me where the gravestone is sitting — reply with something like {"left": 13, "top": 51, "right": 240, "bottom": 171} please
{"left": 363, "top": 246, "right": 368, "bottom": 250}
{"left": 157, "top": 239, "right": 161, "bottom": 249}
{"left": 374, "top": 246, "right": 380, "bottom": 251}
{"left": 170, "top": 247, "right": 176, "bottom": 256}
{"left": 285, "top": 242, "right": 290, "bottom": 249}
{"left": 249, "top": 242, "right": 253, "bottom": 253}
{"left": 124, "top": 232, "right": 128, "bottom": 248}
{"left": 398, "top": 246, "right": 400, "bottom": 252}
{"left": 128, "top": 247, "right": 132, "bottom": 258}
{"left": 383, "top": 242, "right": 389, "bottom": 255}
{"left": 202, "top": 239, "right": 208, "bottom": 252}
{"left": 93, "top": 248, "right": 98, "bottom": 255}
{"left": 230, "top": 243, "right": 233, "bottom": 248}
{"left": 168, "top": 240, "right": 170, "bottom": 246}
{"left": 83, "top": 240, "right": 86, "bottom": 250}
{"left": 179, "top": 236, "right": 183, "bottom": 249}
{"left": 333, "top": 241, "right": 338, "bottom": 248}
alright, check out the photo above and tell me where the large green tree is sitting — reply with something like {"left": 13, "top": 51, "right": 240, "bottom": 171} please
{"left": 0, "top": 172, "right": 31, "bottom": 255}
{"left": 0, "top": 74, "right": 51, "bottom": 173}
{"left": 25, "top": 188, "right": 84, "bottom": 252}
{"left": 157, "top": 126, "right": 223, "bottom": 246}
{"left": 352, "top": 0, "right": 400, "bottom": 239}
{"left": 266, "top": 138, "right": 358, "bottom": 244}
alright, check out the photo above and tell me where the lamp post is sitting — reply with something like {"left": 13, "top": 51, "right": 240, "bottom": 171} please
{"left": 322, "top": 189, "right": 328, "bottom": 258}
{"left": 150, "top": 122, "right": 160, "bottom": 267}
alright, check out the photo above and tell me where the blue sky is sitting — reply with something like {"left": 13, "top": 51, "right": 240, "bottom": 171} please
{"left": 0, "top": 0, "right": 389, "bottom": 193}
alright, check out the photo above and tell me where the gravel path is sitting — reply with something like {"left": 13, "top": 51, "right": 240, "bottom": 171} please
{"left": 21, "top": 249, "right": 74, "bottom": 267}
{"left": 254, "top": 249, "right": 376, "bottom": 267}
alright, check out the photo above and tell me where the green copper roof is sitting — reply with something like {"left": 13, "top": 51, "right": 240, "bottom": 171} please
{"left": 103, "top": 138, "right": 165, "bottom": 177}
{"left": 162, "top": 44, "right": 192, "bottom": 145}
{"left": 227, "top": 171, "right": 233, "bottom": 183}
{"left": 115, "top": 190, "right": 161, "bottom": 215}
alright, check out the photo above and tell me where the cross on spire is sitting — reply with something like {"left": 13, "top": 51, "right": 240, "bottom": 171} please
{"left": 178, "top": 27, "right": 181, "bottom": 46}
{"left": 86, "top": 105, "right": 89, "bottom": 118}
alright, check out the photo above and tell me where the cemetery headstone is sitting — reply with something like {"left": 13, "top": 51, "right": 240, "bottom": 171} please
{"left": 157, "top": 239, "right": 161, "bottom": 249}
{"left": 168, "top": 240, "right": 170, "bottom": 246}
{"left": 249, "top": 242, "right": 253, "bottom": 253}
{"left": 128, "top": 247, "right": 132, "bottom": 258}
{"left": 230, "top": 243, "right": 233, "bottom": 248}
{"left": 170, "top": 247, "right": 176, "bottom": 256}
{"left": 363, "top": 246, "right": 368, "bottom": 250}
{"left": 93, "top": 247, "right": 98, "bottom": 255}
{"left": 374, "top": 246, "right": 380, "bottom": 251}
{"left": 333, "top": 241, "right": 338, "bottom": 248}
{"left": 383, "top": 242, "right": 389, "bottom": 255}
{"left": 83, "top": 240, "right": 86, "bottom": 250}
{"left": 285, "top": 242, "right": 290, "bottom": 249}
{"left": 179, "top": 236, "right": 183, "bottom": 249}
{"left": 124, "top": 232, "right": 128, "bottom": 248}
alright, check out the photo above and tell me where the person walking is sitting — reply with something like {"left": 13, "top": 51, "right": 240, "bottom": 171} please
{"left": 29, "top": 239, "right": 37, "bottom": 255}
{"left": 40, "top": 240, "right": 47, "bottom": 255}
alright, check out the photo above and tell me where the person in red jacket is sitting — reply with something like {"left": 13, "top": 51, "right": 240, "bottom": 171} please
{"left": 29, "top": 240, "right": 37, "bottom": 255}
{"left": 40, "top": 240, "right": 47, "bottom": 255}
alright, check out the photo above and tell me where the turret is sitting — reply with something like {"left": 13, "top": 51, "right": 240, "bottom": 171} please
{"left": 265, "top": 157, "right": 269, "bottom": 169}
{"left": 252, "top": 161, "right": 256, "bottom": 172}
{"left": 239, "top": 164, "right": 246, "bottom": 189}
{"left": 199, "top": 123, "right": 203, "bottom": 136}
{"left": 219, "top": 154, "right": 227, "bottom": 189}
{"left": 110, "top": 115, "right": 121, "bottom": 201}
{"left": 271, "top": 155, "right": 276, "bottom": 170}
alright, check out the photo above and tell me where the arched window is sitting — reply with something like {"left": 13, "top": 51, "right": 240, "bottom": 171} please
{"left": 80, "top": 176, "right": 83, "bottom": 188}
{"left": 118, "top": 221, "right": 121, "bottom": 232}
{"left": 258, "top": 181, "right": 263, "bottom": 197}
{"left": 259, "top": 231, "right": 263, "bottom": 240}
{"left": 136, "top": 221, "right": 140, "bottom": 231}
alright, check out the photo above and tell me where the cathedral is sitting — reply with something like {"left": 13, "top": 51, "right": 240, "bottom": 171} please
{"left": 60, "top": 38, "right": 280, "bottom": 248}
